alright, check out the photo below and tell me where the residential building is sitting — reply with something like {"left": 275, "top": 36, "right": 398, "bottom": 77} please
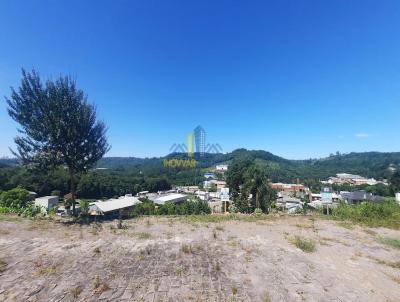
{"left": 325, "top": 173, "right": 388, "bottom": 186}
{"left": 204, "top": 180, "right": 227, "bottom": 190}
{"left": 276, "top": 196, "right": 303, "bottom": 213}
{"left": 216, "top": 164, "right": 228, "bottom": 172}
{"left": 204, "top": 172, "right": 216, "bottom": 179}
{"left": 149, "top": 193, "right": 188, "bottom": 205}
{"left": 340, "top": 190, "right": 385, "bottom": 204}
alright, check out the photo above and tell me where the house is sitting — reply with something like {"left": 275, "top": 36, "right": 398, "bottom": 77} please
{"left": 150, "top": 193, "right": 188, "bottom": 205}
{"left": 276, "top": 196, "right": 303, "bottom": 213}
{"left": 195, "top": 190, "right": 209, "bottom": 201}
{"left": 340, "top": 190, "right": 385, "bottom": 204}
{"left": 177, "top": 186, "right": 199, "bottom": 194}
{"left": 271, "top": 183, "right": 306, "bottom": 193}
{"left": 137, "top": 191, "right": 149, "bottom": 198}
{"left": 204, "top": 172, "right": 216, "bottom": 179}
{"left": 89, "top": 195, "right": 140, "bottom": 217}
{"left": 34, "top": 196, "right": 59, "bottom": 213}
{"left": 204, "top": 180, "right": 227, "bottom": 190}
{"left": 216, "top": 164, "right": 228, "bottom": 172}
{"left": 325, "top": 173, "right": 388, "bottom": 186}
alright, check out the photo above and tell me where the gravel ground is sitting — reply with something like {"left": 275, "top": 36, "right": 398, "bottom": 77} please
{"left": 0, "top": 214, "right": 399, "bottom": 302}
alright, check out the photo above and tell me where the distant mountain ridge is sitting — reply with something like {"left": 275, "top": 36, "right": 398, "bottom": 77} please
{"left": 2, "top": 149, "right": 399, "bottom": 182}
{"left": 96, "top": 149, "right": 399, "bottom": 181}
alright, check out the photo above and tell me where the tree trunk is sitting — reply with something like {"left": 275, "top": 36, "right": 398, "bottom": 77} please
{"left": 70, "top": 170, "right": 76, "bottom": 216}
{"left": 256, "top": 192, "right": 260, "bottom": 209}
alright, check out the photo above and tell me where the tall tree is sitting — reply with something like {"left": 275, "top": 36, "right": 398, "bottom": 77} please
{"left": 241, "top": 165, "right": 276, "bottom": 213}
{"left": 6, "top": 69, "right": 110, "bottom": 214}
{"left": 390, "top": 171, "right": 400, "bottom": 194}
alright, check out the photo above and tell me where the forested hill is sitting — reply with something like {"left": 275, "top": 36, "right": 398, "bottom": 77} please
{"left": 2, "top": 149, "right": 399, "bottom": 182}
{"left": 96, "top": 149, "right": 400, "bottom": 181}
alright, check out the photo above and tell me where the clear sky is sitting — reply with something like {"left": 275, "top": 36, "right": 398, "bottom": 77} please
{"left": 0, "top": 0, "right": 399, "bottom": 159}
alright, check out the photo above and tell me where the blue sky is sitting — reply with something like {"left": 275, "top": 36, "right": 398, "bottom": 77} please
{"left": 0, "top": 0, "right": 399, "bottom": 159}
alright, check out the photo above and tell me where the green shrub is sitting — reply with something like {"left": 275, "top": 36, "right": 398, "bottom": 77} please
{"left": 79, "top": 199, "right": 90, "bottom": 216}
{"left": 254, "top": 208, "right": 262, "bottom": 215}
{"left": 131, "top": 198, "right": 211, "bottom": 217}
{"left": 0, "top": 187, "right": 30, "bottom": 208}
{"left": 51, "top": 190, "right": 61, "bottom": 197}
{"left": 289, "top": 236, "right": 316, "bottom": 253}
{"left": 378, "top": 236, "right": 400, "bottom": 249}
{"left": 332, "top": 199, "right": 400, "bottom": 229}
{"left": 0, "top": 204, "right": 40, "bottom": 217}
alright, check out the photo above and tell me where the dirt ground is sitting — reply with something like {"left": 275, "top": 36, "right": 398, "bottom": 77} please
{"left": 0, "top": 214, "right": 399, "bottom": 302}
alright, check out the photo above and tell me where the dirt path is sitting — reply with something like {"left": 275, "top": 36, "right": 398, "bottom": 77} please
{"left": 0, "top": 215, "right": 399, "bottom": 301}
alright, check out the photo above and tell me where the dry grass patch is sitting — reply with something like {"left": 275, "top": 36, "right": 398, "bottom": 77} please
{"left": 63, "top": 243, "right": 80, "bottom": 250}
{"left": 135, "top": 232, "right": 152, "bottom": 239}
{"left": 363, "top": 229, "right": 377, "bottom": 236}
{"left": 227, "top": 239, "right": 239, "bottom": 248}
{"left": 295, "top": 223, "right": 313, "bottom": 229}
{"left": 70, "top": 286, "right": 83, "bottom": 298}
{"left": 175, "top": 266, "right": 185, "bottom": 276}
{"left": 289, "top": 236, "right": 316, "bottom": 253}
{"left": 0, "top": 258, "right": 7, "bottom": 272}
{"left": 181, "top": 243, "right": 192, "bottom": 254}
{"left": 370, "top": 256, "right": 400, "bottom": 269}
{"left": 377, "top": 237, "right": 400, "bottom": 249}
{"left": 337, "top": 221, "right": 355, "bottom": 230}
{"left": 215, "top": 225, "right": 225, "bottom": 231}
{"left": 36, "top": 264, "right": 57, "bottom": 276}
{"left": 0, "top": 229, "right": 10, "bottom": 235}
{"left": 93, "top": 275, "right": 110, "bottom": 294}
{"left": 263, "top": 290, "right": 272, "bottom": 302}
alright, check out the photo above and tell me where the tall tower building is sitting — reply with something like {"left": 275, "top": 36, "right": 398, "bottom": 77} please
{"left": 194, "top": 125, "right": 206, "bottom": 156}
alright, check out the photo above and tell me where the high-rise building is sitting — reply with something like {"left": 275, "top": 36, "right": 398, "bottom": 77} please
{"left": 193, "top": 125, "right": 206, "bottom": 156}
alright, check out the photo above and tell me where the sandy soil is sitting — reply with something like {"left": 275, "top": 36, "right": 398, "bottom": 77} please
{"left": 0, "top": 214, "right": 399, "bottom": 302}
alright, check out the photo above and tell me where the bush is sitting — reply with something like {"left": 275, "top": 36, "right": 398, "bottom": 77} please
{"left": 289, "top": 236, "right": 316, "bottom": 253}
{"left": 253, "top": 208, "right": 262, "bottom": 215}
{"left": 79, "top": 199, "right": 90, "bottom": 216}
{"left": 228, "top": 204, "right": 238, "bottom": 213}
{"left": 332, "top": 199, "right": 400, "bottom": 229}
{"left": 0, "top": 204, "right": 40, "bottom": 217}
{"left": 131, "top": 198, "right": 211, "bottom": 217}
{"left": 0, "top": 187, "right": 30, "bottom": 209}
{"left": 51, "top": 190, "right": 61, "bottom": 197}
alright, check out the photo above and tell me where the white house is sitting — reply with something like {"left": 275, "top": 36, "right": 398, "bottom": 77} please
{"left": 396, "top": 192, "right": 400, "bottom": 204}
{"left": 34, "top": 196, "right": 59, "bottom": 213}
{"left": 151, "top": 193, "right": 188, "bottom": 205}
{"left": 216, "top": 164, "right": 228, "bottom": 172}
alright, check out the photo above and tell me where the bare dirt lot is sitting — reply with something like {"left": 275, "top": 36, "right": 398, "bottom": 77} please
{"left": 0, "top": 214, "right": 399, "bottom": 302}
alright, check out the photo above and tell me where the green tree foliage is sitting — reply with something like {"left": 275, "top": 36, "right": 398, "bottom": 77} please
{"left": 79, "top": 199, "right": 90, "bottom": 216}
{"left": 332, "top": 199, "right": 400, "bottom": 229}
{"left": 6, "top": 69, "right": 110, "bottom": 214}
{"left": 226, "top": 159, "right": 277, "bottom": 213}
{"left": 131, "top": 198, "right": 211, "bottom": 217}
{"left": 331, "top": 183, "right": 392, "bottom": 197}
{"left": 1, "top": 149, "right": 399, "bottom": 200}
{"left": 390, "top": 171, "right": 400, "bottom": 193}
{"left": 0, "top": 186, "right": 29, "bottom": 208}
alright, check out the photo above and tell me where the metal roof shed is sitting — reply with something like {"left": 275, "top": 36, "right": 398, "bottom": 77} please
{"left": 90, "top": 196, "right": 141, "bottom": 216}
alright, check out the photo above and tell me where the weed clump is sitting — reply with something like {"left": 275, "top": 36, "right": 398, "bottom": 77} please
{"left": 289, "top": 236, "right": 316, "bottom": 253}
